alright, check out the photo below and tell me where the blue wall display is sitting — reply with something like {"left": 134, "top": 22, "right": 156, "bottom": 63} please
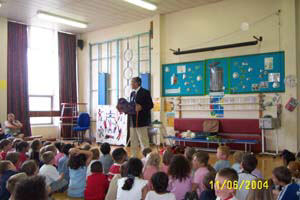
{"left": 162, "top": 61, "right": 205, "bottom": 96}
{"left": 141, "top": 73, "right": 151, "bottom": 91}
{"left": 162, "top": 51, "right": 285, "bottom": 96}
{"left": 230, "top": 52, "right": 285, "bottom": 93}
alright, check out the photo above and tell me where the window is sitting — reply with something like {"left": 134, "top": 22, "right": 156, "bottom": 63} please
{"left": 27, "top": 27, "right": 59, "bottom": 125}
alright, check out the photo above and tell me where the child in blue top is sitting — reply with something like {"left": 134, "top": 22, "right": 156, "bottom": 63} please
{"left": 58, "top": 143, "right": 74, "bottom": 183}
{"left": 67, "top": 148, "right": 92, "bottom": 198}
{"left": 272, "top": 166, "right": 300, "bottom": 200}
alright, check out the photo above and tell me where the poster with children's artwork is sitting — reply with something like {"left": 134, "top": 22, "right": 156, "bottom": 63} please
{"left": 96, "top": 105, "right": 128, "bottom": 145}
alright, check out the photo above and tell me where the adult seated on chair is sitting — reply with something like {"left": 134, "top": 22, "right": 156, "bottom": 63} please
{"left": 4, "top": 113, "right": 24, "bottom": 139}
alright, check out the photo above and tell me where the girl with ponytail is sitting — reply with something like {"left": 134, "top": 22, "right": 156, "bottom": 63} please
{"left": 117, "top": 158, "right": 148, "bottom": 200}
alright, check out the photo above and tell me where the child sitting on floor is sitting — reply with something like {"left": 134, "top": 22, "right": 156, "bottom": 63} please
{"left": 29, "top": 139, "right": 42, "bottom": 166}
{"left": 192, "top": 151, "right": 215, "bottom": 197}
{"left": 99, "top": 142, "right": 114, "bottom": 174}
{"left": 288, "top": 161, "right": 300, "bottom": 184}
{"left": 236, "top": 154, "right": 258, "bottom": 200}
{"left": 20, "top": 160, "right": 39, "bottom": 176}
{"left": 199, "top": 171, "right": 217, "bottom": 200}
{"left": 143, "top": 152, "right": 160, "bottom": 181}
{"left": 16, "top": 141, "right": 29, "bottom": 167}
{"left": 68, "top": 148, "right": 92, "bottom": 198}
{"left": 39, "top": 151, "right": 68, "bottom": 193}
{"left": 6, "top": 152, "right": 20, "bottom": 170}
{"left": 231, "top": 151, "right": 244, "bottom": 173}
{"left": 272, "top": 166, "right": 300, "bottom": 200}
{"left": 168, "top": 154, "right": 192, "bottom": 200}
{"left": 215, "top": 168, "right": 239, "bottom": 200}
{"left": 116, "top": 158, "right": 147, "bottom": 200}
{"left": 214, "top": 145, "right": 231, "bottom": 172}
{"left": 87, "top": 147, "right": 100, "bottom": 177}
{"left": 142, "top": 147, "right": 152, "bottom": 165}
{"left": 0, "top": 160, "right": 17, "bottom": 200}
{"left": 57, "top": 143, "right": 73, "bottom": 183}
{"left": 0, "top": 139, "right": 12, "bottom": 160}
{"left": 161, "top": 149, "right": 173, "bottom": 174}
{"left": 54, "top": 142, "right": 64, "bottom": 166}
{"left": 145, "top": 172, "right": 176, "bottom": 200}
{"left": 85, "top": 161, "right": 109, "bottom": 200}
{"left": 108, "top": 147, "right": 127, "bottom": 181}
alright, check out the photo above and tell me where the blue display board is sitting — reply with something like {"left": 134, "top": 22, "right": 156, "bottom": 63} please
{"left": 162, "top": 51, "right": 285, "bottom": 96}
{"left": 162, "top": 61, "right": 205, "bottom": 96}
{"left": 98, "top": 73, "right": 108, "bottom": 105}
{"left": 230, "top": 52, "right": 285, "bottom": 93}
{"left": 205, "top": 58, "right": 230, "bottom": 94}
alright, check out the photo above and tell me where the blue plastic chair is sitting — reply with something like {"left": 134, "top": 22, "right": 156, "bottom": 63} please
{"left": 73, "top": 112, "right": 90, "bottom": 142}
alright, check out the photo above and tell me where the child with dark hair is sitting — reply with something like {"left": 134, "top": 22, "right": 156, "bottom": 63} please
{"left": 6, "top": 152, "right": 20, "bottom": 169}
{"left": 39, "top": 151, "right": 67, "bottom": 193}
{"left": 161, "top": 149, "right": 173, "bottom": 174}
{"left": 87, "top": 147, "right": 100, "bottom": 177}
{"left": 13, "top": 175, "right": 48, "bottom": 200}
{"left": 29, "top": 139, "right": 42, "bottom": 166}
{"left": 281, "top": 149, "right": 296, "bottom": 167}
{"left": 16, "top": 141, "right": 29, "bottom": 167}
{"left": 199, "top": 171, "right": 217, "bottom": 200}
{"left": 142, "top": 147, "right": 152, "bottom": 165}
{"left": 116, "top": 158, "right": 147, "bottom": 200}
{"left": 0, "top": 160, "right": 17, "bottom": 200}
{"left": 20, "top": 160, "right": 38, "bottom": 176}
{"left": 168, "top": 154, "right": 192, "bottom": 200}
{"left": 184, "top": 147, "right": 196, "bottom": 164}
{"left": 67, "top": 148, "right": 92, "bottom": 198}
{"left": 105, "top": 162, "right": 128, "bottom": 200}
{"left": 99, "top": 142, "right": 113, "bottom": 174}
{"left": 145, "top": 172, "right": 176, "bottom": 200}
{"left": 108, "top": 147, "right": 127, "bottom": 181}
{"left": 236, "top": 154, "right": 258, "bottom": 200}
{"left": 57, "top": 143, "right": 73, "bottom": 183}
{"left": 85, "top": 161, "right": 109, "bottom": 200}
{"left": 0, "top": 139, "right": 12, "bottom": 160}
{"left": 54, "top": 142, "right": 64, "bottom": 166}
{"left": 215, "top": 168, "right": 239, "bottom": 200}
{"left": 272, "top": 166, "right": 300, "bottom": 200}
{"left": 192, "top": 151, "right": 215, "bottom": 197}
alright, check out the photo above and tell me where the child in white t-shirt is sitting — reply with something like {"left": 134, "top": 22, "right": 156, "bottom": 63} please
{"left": 39, "top": 151, "right": 68, "bottom": 193}
{"left": 145, "top": 172, "right": 175, "bottom": 200}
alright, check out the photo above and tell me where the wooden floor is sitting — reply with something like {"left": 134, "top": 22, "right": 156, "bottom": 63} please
{"left": 52, "top": 146, "right": 283, "bottom": 200}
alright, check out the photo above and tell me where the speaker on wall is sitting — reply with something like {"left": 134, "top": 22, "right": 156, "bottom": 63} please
{"left": 77, "top": 39, "right": 84, "bottom": 50}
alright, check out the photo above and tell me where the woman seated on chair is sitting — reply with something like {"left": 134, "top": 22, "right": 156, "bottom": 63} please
{"left": 4, "top": 113, "right": 24, "bottom": 139}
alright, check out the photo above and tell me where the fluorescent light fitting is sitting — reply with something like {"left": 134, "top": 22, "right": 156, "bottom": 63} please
{"left": 124, "top": 0, "right": 157, "bottom": 11}
{"left": 37, "top": 11, "right": 87, "bottom": 28}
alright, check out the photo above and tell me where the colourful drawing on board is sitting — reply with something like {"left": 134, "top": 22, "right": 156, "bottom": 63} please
{"left": 210, "top": 96, "right": 224, "bottom": 118}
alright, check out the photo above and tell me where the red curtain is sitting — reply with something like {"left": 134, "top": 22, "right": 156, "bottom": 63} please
{"left": 7, "top": 22, "right": 31, "bottom": 136}
{"left": 58, "top": 32, "right": 77, "bottom": 138}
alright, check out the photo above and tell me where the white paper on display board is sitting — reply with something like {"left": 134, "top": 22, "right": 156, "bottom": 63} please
{"left": 177, "top": 65, "right": 186, "bottom": 73}
{"left": 96, "top": 105, "right": 128, "bottom": 146}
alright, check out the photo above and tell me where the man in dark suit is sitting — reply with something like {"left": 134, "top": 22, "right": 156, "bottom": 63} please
{"left": 129, "top": 77, "right": 153, "bottom": 157}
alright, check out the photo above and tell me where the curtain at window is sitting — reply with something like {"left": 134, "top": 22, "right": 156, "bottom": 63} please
{"left": 7, "top": 22, "right": 31, "bottom": 136}
{"left": 58, "top": 32, "right": 77, "bottom": 138}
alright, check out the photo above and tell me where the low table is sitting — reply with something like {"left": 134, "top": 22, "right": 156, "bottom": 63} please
{"left": 165, "top": 136, "right": 259, "bottom": 152}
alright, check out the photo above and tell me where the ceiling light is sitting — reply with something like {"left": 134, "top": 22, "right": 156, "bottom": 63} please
{"left": 37, "top": 11, "right": 87, "bottom": 28}
{"left": 0, "top": 3, "right": 2, "bottom": 8}
{"left": 124, "top": 0, "right": 157, "bottom": 11}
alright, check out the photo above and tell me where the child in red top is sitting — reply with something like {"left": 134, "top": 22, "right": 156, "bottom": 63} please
{"left": 108, "top": 148, "right": 127, "bottom": 181}
{"left": 0, "top": 139, "right": 12, "bottom": 160}
{"left": 16, "top": 141, "right": 29, "bottom": 167}
{"left": 85, "top": 161, "right": 109, "bottom": 200}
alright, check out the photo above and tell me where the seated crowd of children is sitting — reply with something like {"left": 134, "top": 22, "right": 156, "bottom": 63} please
{"left": 0, "top": 136, "right": 299, "bottom": 200}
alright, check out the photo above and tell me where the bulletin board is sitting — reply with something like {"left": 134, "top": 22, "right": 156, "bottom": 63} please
{"left": 229, "top": 52, "right": 285, "bottom": 93}
{"left": 162, "top": 61, "right": 205, "bottom": 96}
{"left": 162, "top": 51, "right": 285, "bottom": 96}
